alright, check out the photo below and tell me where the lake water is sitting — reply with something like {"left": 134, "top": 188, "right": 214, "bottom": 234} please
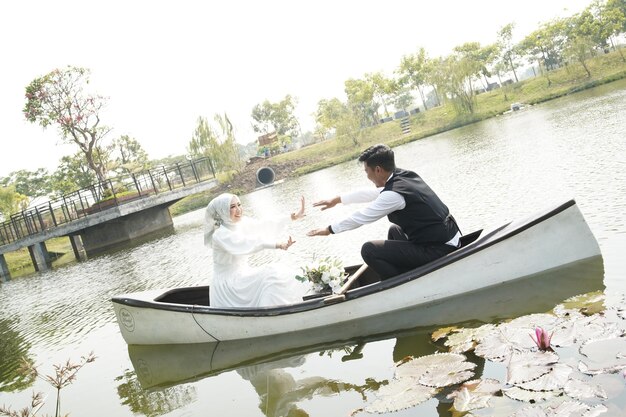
{"left": 1, "top": 78, "right": 626, "bottom": 417}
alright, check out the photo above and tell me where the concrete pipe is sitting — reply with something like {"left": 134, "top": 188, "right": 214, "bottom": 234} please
{"left": 256, "top": 167, "right": 275, "bottom": 186}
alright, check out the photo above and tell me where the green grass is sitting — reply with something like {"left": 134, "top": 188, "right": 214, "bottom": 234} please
{"left": 5, "top": 50, "right": 625, "bottom": 278}
{"left": 4, "top": 236, "right": 74, "bottom": 277}
{"left": 214, "top": 50, "right": 626, "bottom": 188}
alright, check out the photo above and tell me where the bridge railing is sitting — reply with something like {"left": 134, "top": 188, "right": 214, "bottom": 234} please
{"left": 0, "top": 157, "right": 215, "bottom": 247}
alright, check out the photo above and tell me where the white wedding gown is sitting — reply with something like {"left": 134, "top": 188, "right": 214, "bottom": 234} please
{"left": 209, "top": 216, "right": 308, "bottom": 308}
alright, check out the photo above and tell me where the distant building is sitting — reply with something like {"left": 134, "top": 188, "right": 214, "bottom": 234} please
{"left": 257, "top": 132, "right": 278, "bottom": 147}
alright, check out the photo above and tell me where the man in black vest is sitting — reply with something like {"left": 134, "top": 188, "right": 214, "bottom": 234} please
{"left": 307, "top": 144, "right": 460, "bottom": 280}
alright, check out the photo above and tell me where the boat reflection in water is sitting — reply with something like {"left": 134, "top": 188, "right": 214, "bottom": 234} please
{"left": 127, "top": 255, "right": 604, "bottom": 396}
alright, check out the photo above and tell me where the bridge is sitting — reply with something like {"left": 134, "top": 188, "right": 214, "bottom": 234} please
{"left": 0, "top": 157, "right": 217, "bottom": 280}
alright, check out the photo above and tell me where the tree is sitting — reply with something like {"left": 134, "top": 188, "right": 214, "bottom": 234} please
{"left": 497, "top": 23, "right": 520, "bottom": 83}
{"left": 437, "top": 42, "right": 489, "bottom": 114}
{"left": 397, "top": 48, "right": 431, "bottom": 110}
{"left": 366, "top": 72, "right": 397, "bottom": 118}
{"left": 590, "top": 0, "right": 626, "bottom": 61}
{"left": 187, "top": 114, "right": 241, "bottom": 173}
{"left": 23, "top": 66, "right": 111, "bottom": 184}
{"left": 251, "top": 95, "right": 301, "bottom": 138}
{"left": 49, "top": 153, "right": 97, "bottom": 197}
{"left": 108, "top": 135, "right": 151, "bottom": 176}
{"left": 563, "top": 13, "right": 598, "bottom": 77}
{"left": 0, "top": 186, "right": 28, "bottom": 220}
{"left": 606, "top": 0, "right": 626, "bottom": 32}
{"left": 344, "top": 78, "right": 378, "bottom": 128}
{"left": 0, "top": 168, "right": 50, "bottom": 198}
{"left": 315, "top": 98, "right": 362, "bottom": 146}
{"left": 213, "top": 113, "right": 242, "bottom": 171}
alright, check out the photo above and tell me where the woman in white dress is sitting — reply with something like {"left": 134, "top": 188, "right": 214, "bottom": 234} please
{"left": 204, "top": 193, "right": 308, "bottom": 308}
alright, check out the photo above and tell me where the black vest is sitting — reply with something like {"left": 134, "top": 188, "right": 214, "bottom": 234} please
{"left": 384, "top": 169, "right": 458, "bottom": 244}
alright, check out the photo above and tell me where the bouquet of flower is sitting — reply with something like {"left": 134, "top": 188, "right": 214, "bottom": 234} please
{"left": 295, "top": 257, "right": 348, "bottom": 294}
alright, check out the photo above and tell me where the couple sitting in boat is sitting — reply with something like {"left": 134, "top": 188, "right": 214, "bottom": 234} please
{"left": 204, "top": 144, "right": 461, "bottom": 309}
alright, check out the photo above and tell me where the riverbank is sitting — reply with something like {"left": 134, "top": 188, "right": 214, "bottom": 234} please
{"left": 4, "top": 51, "right": 625, "bottom": 276}
{"left": 170, "top": 49, "right": 626, "bottom": 216}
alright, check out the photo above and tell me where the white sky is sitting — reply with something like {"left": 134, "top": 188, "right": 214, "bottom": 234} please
{"left": 0, "top": 0, "right": 592, "bottom": 177}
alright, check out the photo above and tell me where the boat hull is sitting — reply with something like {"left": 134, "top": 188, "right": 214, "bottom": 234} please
{"left": 112, "top": 200, "right": 602, "bottom": 345}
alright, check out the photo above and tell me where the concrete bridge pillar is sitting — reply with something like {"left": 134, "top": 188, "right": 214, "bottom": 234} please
{"left": 0, "top": 254, "right": 10, "bottom": 281}
{"left": 69, "top": 234, "right": 88, "bottom": 261}
{"left": 79, "top": 205, "right": 174, "bottom": 256}
{"left": 28, "top": 242, "right": 51, "bottom": 272}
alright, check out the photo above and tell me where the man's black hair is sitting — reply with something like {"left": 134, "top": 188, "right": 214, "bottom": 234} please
{"left": 358, "top": 144, "right": 396, "bottom": 172}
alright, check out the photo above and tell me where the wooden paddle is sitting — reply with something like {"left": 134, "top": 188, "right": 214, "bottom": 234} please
{"left": 323, "top": 263, "right": 368, "bottom": 304}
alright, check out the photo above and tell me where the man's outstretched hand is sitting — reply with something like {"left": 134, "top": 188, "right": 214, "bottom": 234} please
{"left": 312, "top": 196, "right": 341, "bottom": 211}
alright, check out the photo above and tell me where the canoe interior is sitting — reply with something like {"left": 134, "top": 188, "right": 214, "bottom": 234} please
{"left": 153, "top": 228, "right": 484, "bottom": 306}
{"left": 156, "top": 286, "right": 210, "bottom": 306}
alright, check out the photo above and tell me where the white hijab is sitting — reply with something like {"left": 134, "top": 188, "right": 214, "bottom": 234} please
{"left": 204, "top": 193, "right": 236, "bottom": 246}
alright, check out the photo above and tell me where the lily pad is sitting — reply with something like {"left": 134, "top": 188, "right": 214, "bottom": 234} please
{"left": 507, "top": 351, "right": 559, "bottom": 385}
{"left": 502, "top": 386, "right": 560, "bottom": 403}
{"left": 516, "top": 363, "right": 572, "bottom": 391}
{"left": 445, "top": 325, "right": 496, "bottom": 354}
{"left": 511, "top": 400, "right": 607, "bottom": 416}
{"left": 563, "top": 377, "right": 607, "bottom": 400}
{"left": 395, "top": 352, "right": 468, "bottom": 380}
{"left": 432, "top": 326, "right": 459, "bottom": 342}
{"left": 447, "top": 378, "right": 502, "bottom": 412}
{"left": 362, "top": 378, "right": 440, "bottom": 414}
{"left": 475, "top": 326, "right": 535, "bottom": 362}
{"left": 505, "top": 314, "right": 559, "bottom": 331}
{"left": 419, "top": 360, "right": 476, "bottom": 387}
{"left": 578, "top": 337, "right": 626, "bottom": 375}
{"left": 555, "top": 292, "right": 606, "bottom": 316}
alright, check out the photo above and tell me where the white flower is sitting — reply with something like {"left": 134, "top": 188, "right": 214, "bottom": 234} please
{"left": 321, "top": 271, "right": 331, "bottom": 283}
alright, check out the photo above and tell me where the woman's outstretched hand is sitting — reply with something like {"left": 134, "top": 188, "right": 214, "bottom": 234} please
{"left": 312, "top": 196, "right": 340, "bottom": 211}
{"left": 276, "top": 236, "right": 295, "bottom": 250}
{"left": 291, "top": 196, "right": 305, "bottom": 220}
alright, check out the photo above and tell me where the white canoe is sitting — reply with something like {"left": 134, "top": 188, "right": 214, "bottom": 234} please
{"left": 112, "top": 199, "right": 602, "bottom": 345}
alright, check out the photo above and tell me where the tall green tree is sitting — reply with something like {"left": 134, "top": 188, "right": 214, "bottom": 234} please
{"left": 315, "top": 98, "right": 362, "bottom": 146}
{"left": 606, "top": 0, "right": 626, "bottom": 32}
{"left": 251, "top": 95, "right": 301, "bottom": 138}
{"left": 366, "top": 72, "right": 397, "bottom": 118}
{"left": 591, "top": 0, "right": 626, "bottom": 61}
{"left": 344, "top": 78, "right": 377, "bottom": 128}
{"left": 214, "top": 113, "right": 242, "bottom": 171}
{"left": 0, "top": 168, "right": 50, "bottom": 198}
{"left": 49, "top": 153, "right": 97, "bottom": 197}
{"left": 438, "top": 42, "right": 489, "bottom": 114}
{"left": 108, "top": 135, "right": 151, "bottom": 176}
{"left": 0, "top": 186, "right": 28, "bottom": 220}
{"left": 397, "top": 47, "right": 431, "bottom": 110}
{"left": 23, "top": 66, "right": 111, "bottom": 184}
{"left": 497, "top": 23, "right": 520, "bottom": 83}
{"left": 187, "top": 114, "right": 241, "bottom": 173}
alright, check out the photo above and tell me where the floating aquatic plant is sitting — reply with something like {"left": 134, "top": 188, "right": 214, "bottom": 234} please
{"left": 511, "top": 400, "right": 607, "bottom": 417}
{"left": 352, "top": 352, "right": 475, "bottom": 415}
{"left": 351, "top": 292, "right": 625, "bottom": 416}
{"left": 578, "top": 337, "right": 626, "bottom": 375}
{"left": 446, "top": 378, "right": 502, "bottom": 412}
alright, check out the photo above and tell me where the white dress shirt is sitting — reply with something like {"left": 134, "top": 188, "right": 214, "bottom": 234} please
{"left": 330, "top": 178, "right": 460, "bottom": 247}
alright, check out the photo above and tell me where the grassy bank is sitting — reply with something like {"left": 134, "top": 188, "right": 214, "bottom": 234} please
{"left": 4, "top": 236, "right": 74, "bottom": 277}
{"left": 171, "top": 50, "right": 626, "bottom": 216}
{"left": 5, "top": 51, "right": 625, "bottom": 277}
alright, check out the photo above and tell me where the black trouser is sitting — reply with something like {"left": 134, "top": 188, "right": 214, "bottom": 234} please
{"left": 361, "top": 224, "right": 457, "bottom": 280}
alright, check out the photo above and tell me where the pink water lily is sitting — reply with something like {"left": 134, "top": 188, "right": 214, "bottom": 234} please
{"left": 530, "top": 327, "right": 553, "bottom": 351}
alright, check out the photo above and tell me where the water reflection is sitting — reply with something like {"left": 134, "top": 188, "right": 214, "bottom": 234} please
{"left": 123, "top": 257, "right": 604, "bottom": 414}
{"left": 0, "top": 317, "right": 34, "bottom": 392}
{"left": 115, "top": 370, "right": 197, "bottom": 417}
